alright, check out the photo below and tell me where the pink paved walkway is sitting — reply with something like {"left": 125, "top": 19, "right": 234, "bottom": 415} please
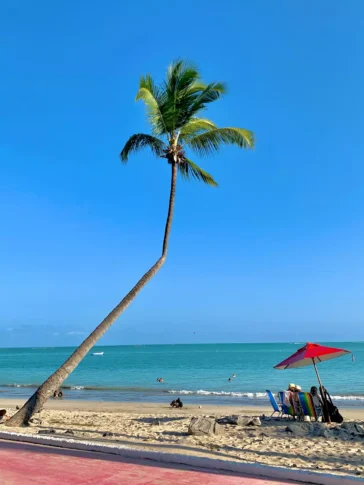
{"left": 0, "top": 440, "right": 301, "bottom": 485}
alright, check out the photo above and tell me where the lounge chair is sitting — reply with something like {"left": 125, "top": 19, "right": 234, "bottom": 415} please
{"left": 266, "top": 390, "right": 283, "bottom": 419}
{"left": 279, "top": 391, "right": 295, "bottom": 418}
{"left": 298, "top": 392, "right": 318, "bottom": 421}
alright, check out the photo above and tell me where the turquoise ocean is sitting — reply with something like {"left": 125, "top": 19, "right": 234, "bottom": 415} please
{"left": 0, "top": 343, "right": 363, "bottom": 407}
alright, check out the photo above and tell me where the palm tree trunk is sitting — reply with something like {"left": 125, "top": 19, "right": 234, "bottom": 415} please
{"left": 6, "top": 163, "right": 178, "bottom": 427}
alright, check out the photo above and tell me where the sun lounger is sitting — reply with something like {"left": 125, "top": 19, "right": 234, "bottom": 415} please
{"left": 298, "top": 392, "right": 318, "bottom": 421}
{"left": 279, "top": 391, "right": 295, "bottom": 418}
{"left": 266, "top": 390, "right": 283, "bottom": 419}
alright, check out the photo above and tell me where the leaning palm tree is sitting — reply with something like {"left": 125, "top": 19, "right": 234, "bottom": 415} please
{"left": 7, "top": 60, "right": 254, "bottom": 426}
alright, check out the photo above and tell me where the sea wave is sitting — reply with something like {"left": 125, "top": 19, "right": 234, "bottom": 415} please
{"left": 0, "top": 384, "right": 162, "bottom": 393}
{"left": 2, "top": 383, "right": 364, "bottom": 402}
{"left": 168, "top": 390, "right": 364, "bottom": 401}
{"left": 1, "top": 384, "right": 38, "bottom": 389}
{"left": 168, "top": 390, "right": 267, "bottom": 398}
{"left": 331, "top": 395, "right": 364, "bottom": 401}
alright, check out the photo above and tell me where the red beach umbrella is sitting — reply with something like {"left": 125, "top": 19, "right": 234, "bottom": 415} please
{"left": 274, "top": 342, "right": 350, "bottom": 370}
{"left": 274, "top": 342, "right": 351, "bottom": 422}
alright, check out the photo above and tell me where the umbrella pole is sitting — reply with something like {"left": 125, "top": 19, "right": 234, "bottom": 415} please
{"left": 312, "top": 359, "right": 331, "bottom": 424}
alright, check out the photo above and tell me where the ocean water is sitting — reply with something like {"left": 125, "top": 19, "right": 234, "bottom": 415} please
{"left": 0, "top": 343, "right": 363, "bottom": 407}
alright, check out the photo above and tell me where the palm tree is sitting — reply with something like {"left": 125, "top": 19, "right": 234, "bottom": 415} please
{"left": 7, "top": 60, "right": 254, "bottom": 426}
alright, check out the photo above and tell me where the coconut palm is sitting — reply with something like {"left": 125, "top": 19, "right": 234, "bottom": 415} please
{"left": 7, "top": 60, "right": 254, "bottom": 426}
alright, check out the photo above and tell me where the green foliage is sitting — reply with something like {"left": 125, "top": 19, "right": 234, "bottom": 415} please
{"left": 179, "top": 118, "right": 217, "bottom": 140}
{"left": 187, "top": 128, "right": 255, "bottom": 157}
{"left": 136, "top": 76, "right": 167, "bottom": 136}
{"left": 178, "top": 158, "right": 218, "bottom": 187}
{"left": 120, "top": 60, "right": 255, "bottom": 186}
{"left": 120, "top": 134, "right": 166, "bottom": 162}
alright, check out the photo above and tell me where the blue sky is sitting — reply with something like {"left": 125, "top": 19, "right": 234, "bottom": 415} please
{"left": 1, "top": 0, "right": 364, "bottom": 347}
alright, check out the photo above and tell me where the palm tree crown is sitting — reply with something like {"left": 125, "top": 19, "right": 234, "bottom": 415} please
{"left": 120, "top": 60, "right": 255, "bottom": 186}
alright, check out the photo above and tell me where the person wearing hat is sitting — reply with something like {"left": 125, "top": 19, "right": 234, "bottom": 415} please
{"left": 287, "top": 383, "right": 296, "bottom": 392}
{"left": 292, "top": 385, "right": 304, "bottom": 418}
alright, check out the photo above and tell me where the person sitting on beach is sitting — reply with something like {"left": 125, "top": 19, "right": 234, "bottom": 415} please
{"left": 292, "top": 385, "right": 304, "bottom": 419}
{"left": 0, "top": 410, "right": 9, "bottom": 422}
{"left": 292, "top": 385, "right": 302, "bottom": 401}
{"left": 53, "top": 389, "right": 64, "bottom": 399}
{"left": 310, "top": 386, "right": 323, "bottom": 417}
{"left": 283, "top": 383, "right": 296, "bottom": 408}
{"left": 170, "top": 398, "right": 183, "bottom": 408}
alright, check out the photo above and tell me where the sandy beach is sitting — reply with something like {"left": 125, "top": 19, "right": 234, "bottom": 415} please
{"left": 1, "top": 399, "right": 364, "bottom": 477}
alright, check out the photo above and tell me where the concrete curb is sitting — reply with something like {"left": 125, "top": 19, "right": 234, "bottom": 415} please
{"left": 0, "top": 431, "right": 362, "bottom": 484}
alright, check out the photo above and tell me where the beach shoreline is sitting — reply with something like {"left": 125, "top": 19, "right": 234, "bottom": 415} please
{"left": 1, "top": 398, "right": 363, "bottom": 419}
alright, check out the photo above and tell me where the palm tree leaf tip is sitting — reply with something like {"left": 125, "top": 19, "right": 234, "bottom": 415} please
{"left": 120, "top": 134, "right": 166, "bottom": 162}
{"left": 179, "top": 118, "right": 218, "bottom": 139}
{"left": 187, "top": 127, "right": 255, "bottom": 157}
{"left": 179, "top": 158, "right": 218, "bottom": 187}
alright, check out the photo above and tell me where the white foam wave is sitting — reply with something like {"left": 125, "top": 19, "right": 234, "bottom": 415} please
{"left": 168, "top": 390, "right": 364, "bottom": 401}
{"left": 331, "top": 395, "right": 364, "bottom": 401}
{"left": 70, "top": 386, "right": 85, "bottom": 390}
{"left": 168, "top": 390, "right": 267, "bottom": 398}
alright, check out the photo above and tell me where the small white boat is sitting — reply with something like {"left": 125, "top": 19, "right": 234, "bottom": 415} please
{"left": 92, "top": 352, "right": 104, "bottom": 356}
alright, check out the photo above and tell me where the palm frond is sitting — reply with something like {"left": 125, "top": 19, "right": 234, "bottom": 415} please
{"left": 120, "top": 134, "right": 166, "bottom": 163}
{"left": 187, "top": 127, "right": 255, "bottom": 157}
{"left": 178, "top": 118, "right": 217, "bottom": 139}
{"left": 161, "top": 60, "right": 202, "bottom": 133}
{"left": 194, "top": 82, "right": 227, "bottom": 101}
{"left": 174, "top": 82, "right": 228, "bottom": 129}
{"left": 185, "top": 81, "right": 208, "bottom": 94}
{"left": 132, "top": 61, "right": 255, "bottom": 160}
{"left": 136, "top": 75, "right": 167, "bottom": 136}
{"left": 166, "top": 60, "right": 200, "bottom": 94}
{"left": 178, "top": 158, "right": 218, "bottom": 187}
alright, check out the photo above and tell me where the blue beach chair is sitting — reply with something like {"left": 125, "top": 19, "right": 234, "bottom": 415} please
{"left": 279, "top": 391, "right": 296, "bottom": 419}
{"left": 266, "top": 390, "right": 283, "bottom": 419}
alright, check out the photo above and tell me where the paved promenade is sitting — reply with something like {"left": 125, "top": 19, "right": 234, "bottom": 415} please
{"left": 0, "top": 440, "right": 302, "bottom": 484}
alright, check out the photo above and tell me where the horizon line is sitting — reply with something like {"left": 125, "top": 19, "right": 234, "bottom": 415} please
{"left": 0, "top": 340, "right": 362, "bottom": 350}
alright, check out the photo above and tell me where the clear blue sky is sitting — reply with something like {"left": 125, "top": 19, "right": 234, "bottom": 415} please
{"left": 1, "top": 0, "right": 364, "bottom": 347}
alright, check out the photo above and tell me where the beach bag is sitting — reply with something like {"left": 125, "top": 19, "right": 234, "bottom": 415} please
{"left": 322, "top": 389, "right": 343, "bottom": 423}
{"left": 327, "top": 401, "right": 343, "bottom": 423}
